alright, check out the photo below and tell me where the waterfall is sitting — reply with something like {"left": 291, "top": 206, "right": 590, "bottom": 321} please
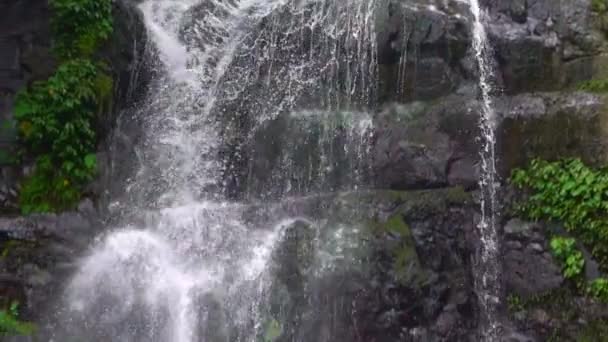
{"left": 467, "top": 0, "right": 501, "bottom": 339}
{"left": 46, "top": 0, "right": 378, "bottom": 341}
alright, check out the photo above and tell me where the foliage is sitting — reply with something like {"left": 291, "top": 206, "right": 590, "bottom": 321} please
{"left": 577, "top": 79, "right": 608, "bottom": 93}
{"left": 50, "top": 0, "right": 113, "bottom": 58}
{"left": 592, "top": 0, "right": 608, "bottom": 13}
{"left": 15, "top": 60, "right": 100, "bottom": 213}
{"left": 577, "top": 319, "right": 608, "bottom": 342}
{"left": 14, "top": 0, "right": 113, "bottom": 213}
{"left": 511, "top": 159, "right": 608, "bottom": 269}
{"left": 0, "top": 302, "right": 35, "bottom": 336}
{"left": 587, "top": 278, "right": 608, "bottom": 302}
{"left": 550, "top": 237, "right": 585, "bottom": 280}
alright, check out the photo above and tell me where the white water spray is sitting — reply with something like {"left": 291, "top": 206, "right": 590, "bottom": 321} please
{"left": 467, "top": 0, "right": 501, "bottom": 339}
{"left": 49, "top": 0, "right": 379, "bottom": 341}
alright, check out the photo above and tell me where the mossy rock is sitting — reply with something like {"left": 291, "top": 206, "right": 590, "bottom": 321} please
{"left": 371, "top": 213, "right": 430, "bottom": 288}
{"left": 263, "top": 318, "right": 283, "bottom": 342}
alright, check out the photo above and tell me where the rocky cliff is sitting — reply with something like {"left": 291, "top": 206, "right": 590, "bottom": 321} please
{"left": 1, "top": 0, "right": 608, "bottom": 341}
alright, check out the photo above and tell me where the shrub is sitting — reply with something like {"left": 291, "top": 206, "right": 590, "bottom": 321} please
{"left": 511, "top": 159, "right": 608, "bottom": 269}
{"left": 50, "top": 0, "right": 113, "bottom": 58}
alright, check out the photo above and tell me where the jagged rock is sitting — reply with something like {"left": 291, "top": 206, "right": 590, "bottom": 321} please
{"left": 502, "top": 219, "right": 564, "bottom": 298}
{"left": 371, "top": 91, "right": 608, "bottom": 192}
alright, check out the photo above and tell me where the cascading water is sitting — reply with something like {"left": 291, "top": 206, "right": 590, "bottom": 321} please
{"left": 467, "top": 0, "right": 501, "bottom": 339}
{"left": 46, "top": 0, "right": 378, "bottom": 341}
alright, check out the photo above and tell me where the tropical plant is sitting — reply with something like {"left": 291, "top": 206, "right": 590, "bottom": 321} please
{"left": 50, "top": 0, "right": 113, "bottom": 58}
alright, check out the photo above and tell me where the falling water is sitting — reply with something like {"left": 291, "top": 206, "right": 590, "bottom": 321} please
{"left": 467, "top": 0, "right": 501, "bottom": 339}
{"left": 46, "top": 0, "right": 379, "bottom": 341}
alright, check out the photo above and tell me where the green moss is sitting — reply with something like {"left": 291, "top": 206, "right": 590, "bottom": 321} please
{"left": 382, "top": 187, "right": 471, "bottom": 213}
{"left": 507, "top": 294, "right": 525, "bottom": 313}
{"left": 263, "top": 318, "right": 282, "bottom": 342}
{"left": 577, "top": 79, "right": 608, "bottom": 93}
{"left": 393, "top": 242, "right": 422, "bottom": 283}
{"left": 592, "top": 0, "right": 608, "bottom": 12}
{"left": 444, "top": 186, "right": 471, "bottom": 204}
{"left": 94, "top": 70, "right": 114, "bottom": 116}
{"left": 384, "top": 215, "right": 410, "bottom": 236}
{"left": 577, "top": 320, "right": 608, "bottom": 342}
{"left": 371, "top": 213, "right": 429, "bottom": 287}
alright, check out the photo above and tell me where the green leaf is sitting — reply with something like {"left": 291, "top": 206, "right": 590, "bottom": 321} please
{"left": 84, "top": 153, "right": 96, "bottom": 170}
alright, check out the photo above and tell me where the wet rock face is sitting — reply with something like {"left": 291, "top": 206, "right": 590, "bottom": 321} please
{"left": 372, "top": 98, "right": 480, "bottom": 191}
{"left": 0, "top": 201, "right": 102, "bottom": 323}
{"left": 259, "top": 188, "right": 479, "bottom": 342}
{"left": 482, "top": 0, "right": 601, "bottom": 93}
{"left": 370, "top": 91, "right": 608, "bottom": 191}
{"left": 225, "top": 111, "right": 374, "bottom": 200}
{"left": 377, "top": 0, "right": 605, "bottom": 99}
{"left": 97, "top": 0, "right": 151, "bottom": 139}
{"left": 376, "top": 0, "right": 472, "bottom": 103}
{"left": 495, "top": 92, "right": 608, "bottom": 173}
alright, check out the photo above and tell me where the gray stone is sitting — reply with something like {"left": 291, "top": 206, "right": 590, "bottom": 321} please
{"left": 530, "top": 309, "right": 551, "bottom": 325}
{"left": 504, "top": 219, "right": 535, "bottom": 236}
{"left": 529, "top": 243, "right": 544, "bottom": 253}
{"left": 506, "top": 241, "right": 523, "bottom": 250}
{"left": 504, "top": 238, "right": 564, "bottom": 298}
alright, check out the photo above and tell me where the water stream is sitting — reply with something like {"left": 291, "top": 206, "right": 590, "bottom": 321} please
{"left": 467, "top": 0, "right": 501, "bottom": 339}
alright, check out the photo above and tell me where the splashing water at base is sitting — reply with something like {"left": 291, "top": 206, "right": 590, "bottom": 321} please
{"left": 467, "top": 0, "right": 501, "bottom": 339}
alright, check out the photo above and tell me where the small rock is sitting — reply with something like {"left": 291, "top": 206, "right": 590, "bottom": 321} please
{"left": 529, "top": 243, "right": 544, "bottom": 253}
{"left": 513, "top": 311, "right": 527, "bottom": 322}
{"left": 503, "top": 331, "right": 536, "bottom": 342}
{"left": 506, "top": 241, "right": 523, "bottom": 250}
{"left": 504, "top": 219, "right": 534, "bottom": 236}
{"left": 78, "top": 198, "right": 95, "bottom": 214}
{"left": 434, "top": 309, "right": 458, "bottom": 336}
